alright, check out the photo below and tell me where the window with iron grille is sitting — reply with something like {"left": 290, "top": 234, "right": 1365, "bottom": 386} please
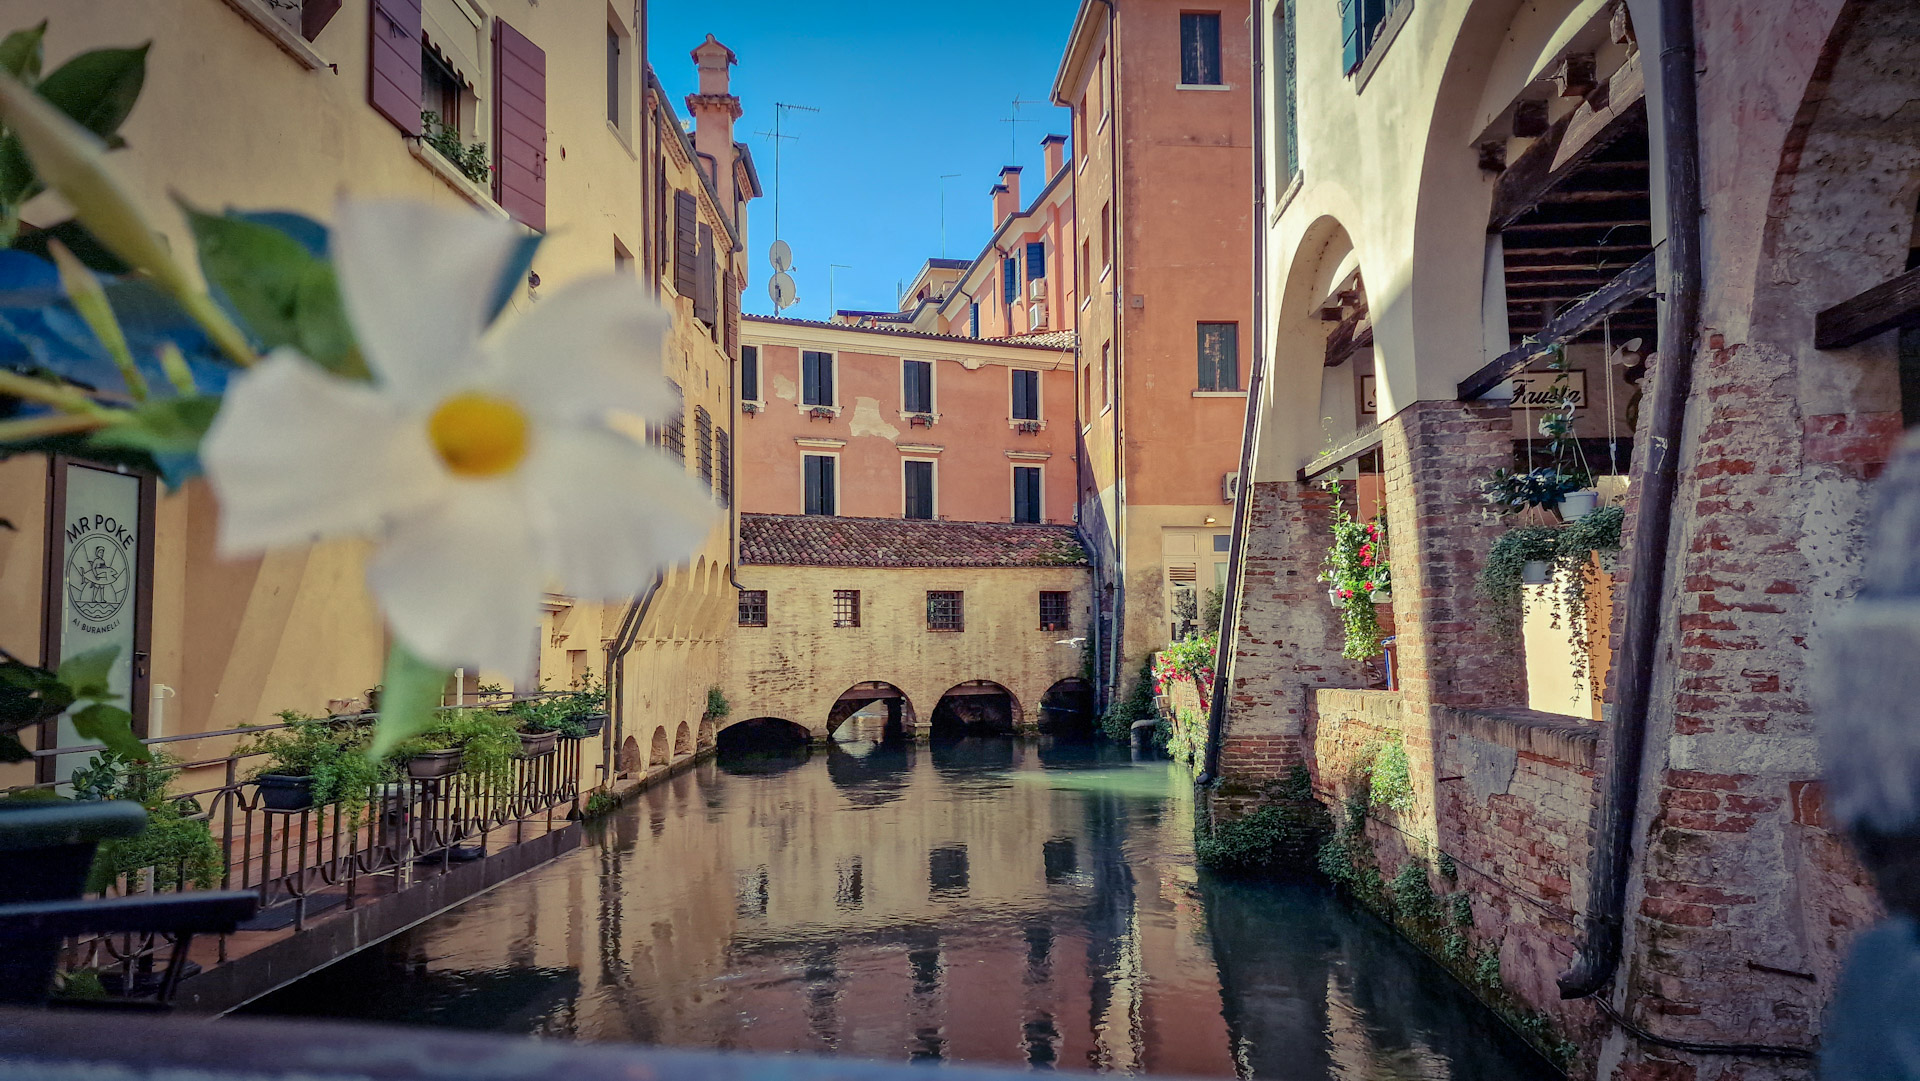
{"left": 662, "top": 379, "right": 685, "bottom": 460}
{"left": 694, "top": 406, "right": 714, "bottom": 489}
{"left": 1011, "top": 369, "right": 1040, "bottom": 420}
{"left": 833, "top": 589, "right": 861, "bottom": 628}
{"left": 1039, "top": 591, "right": 1071, "bottom": 632}
{"left": 802, "top": 350, "right": 835, "bottom": 406}
{"left": 716, "top": 429, "right": 732, "bottom": 506}
{"left": 741, "top": 345, "right": 760, "bottom": 401}
{"left": 1180, "top": 12, "right": 1224, "bottom": 85}
{"left": 738, "top": 590, "right": 767, "bottom": 627}
{"left": 927, "top": 590, "right": 964, "bottom": 632}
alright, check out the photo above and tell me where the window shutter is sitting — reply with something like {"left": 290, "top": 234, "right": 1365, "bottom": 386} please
{"left": 741, "top": 345, "right": 759, "bottom": 401}
{"left": 905, "top": 360, "right": 932, "bottom": 413}
{"left": 673, "top": 190, "right": 698, "bottom": 296}
{"left": 905, "top": 460, "right": 934, "bottom": 519}
{"left": 1015, "top": 467, "right": 1041, "bottom": 523}
{"left": 694, "top": 222, "right": 717, "bottom": 324}
{"left": 368, "top": 0, "right": 422, "bottom": 136}
{"left": 1013, "top": 370, "right": 1038, "bottom": 420}
{"left": 303, "top": 0, "right": 343, "bottom": 41}
{"left": 1340, "top": 0, "right": 1362, "bottom": 74}
{"left": 1003, "top": 257, "right": 1018, "bottom": 305}
{"left": 694, "top": 406, "right": 714, "bottom": 490}
{"left": 1026, "top": 241, "right": 1046, "bottom": 279}
{"left": 805, "top": 456, "right": 836, "bottom": 515}
{"left": 1280, "top": 0, "right": 1300, "bottom": 178}
{"left": 723, "top": 271, "right": 740, "bottom": 357}
{"left": 655, "top": 157, "right": 670, "bottom": 277}
{"left": 492, "top": 18, "right": 546, "bottom": 231}
{"left": 716, "top": 429, "right": 732, "bottom": 507}
{"left": 969, "top": 303, "right": 980, "bottom": 338}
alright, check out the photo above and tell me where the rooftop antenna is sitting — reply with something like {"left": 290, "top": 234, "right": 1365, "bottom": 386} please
{"left": 829, "top": 264, "right": 851, "bottom": 317}
{"left": 938, "top": 173, "right": 962, "bottom": 257}
{"left": 754, "top": 101, "right": 819, "bottom": 313}
{"left": 1000, "top": 95, "right": 1045, "bottom": 163}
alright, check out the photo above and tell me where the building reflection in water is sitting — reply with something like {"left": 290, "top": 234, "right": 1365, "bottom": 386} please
{"left": 248, "top": 727, "right": 1558, "bottom": 1080}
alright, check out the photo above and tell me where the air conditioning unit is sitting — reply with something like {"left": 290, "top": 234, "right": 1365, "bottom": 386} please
{"left": 1028, "top": 278, "right": 1048, "bottom": 301}
{"left": 1222, "top": 471, "right": 1241, "bottom": 503}
{"left": 1028, "top": 300, "right": 1047, "bottom": 326}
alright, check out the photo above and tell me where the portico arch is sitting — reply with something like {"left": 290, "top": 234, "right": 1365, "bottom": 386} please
{"left": 825, "top": 681, "right": 917, "bottom": 739}
{"left": 929, "top": 680, "right": 1022, "bottom": 737}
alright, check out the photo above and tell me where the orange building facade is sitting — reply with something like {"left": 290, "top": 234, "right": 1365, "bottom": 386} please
{"left": 736, "top": 319, "right": 1076, "bottom": 525}
{"left": 1053, "top": 0, "right": 1255, "bottom": 700}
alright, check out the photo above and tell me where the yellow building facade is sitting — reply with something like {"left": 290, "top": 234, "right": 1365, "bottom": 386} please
{"left": 0, "top": 0, "right": 754, "bottom": 792}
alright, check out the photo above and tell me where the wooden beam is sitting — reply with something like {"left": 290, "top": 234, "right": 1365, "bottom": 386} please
{"left": 1460, "top": 252, "right": 1656, "bottom": 400}
{"left": 1489, "top": 53, "right": 1647, "bottom": 231}
{"left": 1299, "top": 424, "right": 1385, "bottom": 483}
{"left": 1815, "top": 265, "right": 1920, "bottom": 349}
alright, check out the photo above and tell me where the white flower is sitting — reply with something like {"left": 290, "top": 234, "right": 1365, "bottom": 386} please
{"left": 201, "top": 201, "right": 716, "bottom": 677}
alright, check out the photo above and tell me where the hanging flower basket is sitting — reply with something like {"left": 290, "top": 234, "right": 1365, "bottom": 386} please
{"left": 1560, "top": 488, "right": 1600, "bottom": 521}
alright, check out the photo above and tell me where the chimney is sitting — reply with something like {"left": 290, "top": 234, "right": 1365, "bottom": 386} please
{"left": 998, "top": 165, "right": 1023, "bottom": 218}
{"left": 1040, "top": 134, "right": 1067, "bottom": 177}
{"left": 991, "top": 183, "right": 1014, "bottom": 228}
{"left": 686, "top": 35, "right": 742, "bottom": 214}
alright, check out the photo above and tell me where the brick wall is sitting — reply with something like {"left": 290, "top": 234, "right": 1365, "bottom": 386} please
{"left": 1314, "top": 688, "right": 1600, "bottom": 1037}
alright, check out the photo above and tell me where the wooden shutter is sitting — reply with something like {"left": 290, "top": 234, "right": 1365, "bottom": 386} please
{"left": 805, "top": 456, "right": 835, "bottom": 515}
{"left": 1340, "top": 0, "right": 1362, "bottom": 73}
{"left": 723, "top": 271, "right": 740, "bottom": 357}
{"left": 694, "top": 223, "right": 717, "bottom": 325}
{"left": 716, "top": 429, "right": 732, "bottom": 507}
{"left": 1026, "top": 241, "right": 1045, "bottom": 279}
{"left": 303, "top": 0, "right": 343, "bottom": 40}
{"left": 1280, "top": 0, "right": 1300, "bottom": 178}
{"left": 673, "top": 191, "right": 698, "bottom": 296}
{"left": 492, "top": 19, "right": 546, "bottom": 231}
{"left": 905, "top": 460, "right": 934, "bottom": 519}
{"left": 1015, "top": 467, "right": 1041, "bottom": 523}
{"left": 368, "top": 0, "right": 422, "bottom": 135}
{"left": 655, "top": 157, "right": 670, "bottom": 277}
{"left": 1013, "top": 370, "right": 1038, "bottom": 419}
{"left": 741, "top": 345, "right": 759, "bottom": 401}
{"left": 1003, "top": 258, "right": 1018, "bottom": 305}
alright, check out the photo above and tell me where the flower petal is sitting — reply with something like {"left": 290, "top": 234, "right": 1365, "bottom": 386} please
{"left": 520, "top": 427, "right": 718, "bottom": 599}
{"left": 201, "top": 349, "right": 441, "bottom": 554}
{"left": 484, "top": 275, "right": 676, "bottom": 424}
{"left": 332, "top": 200, "right": 525, "bottom": 405}
{"left": 367, "top": 486, "right": 543, "bottom": 677}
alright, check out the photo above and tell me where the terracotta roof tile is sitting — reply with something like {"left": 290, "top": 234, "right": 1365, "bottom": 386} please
{"left": 741, "top": 514, "right": 1088, "bottom": 569}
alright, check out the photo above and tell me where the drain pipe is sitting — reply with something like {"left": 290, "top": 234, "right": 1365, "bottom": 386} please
{"left": 1198, "top": 1, "right": 1265, "bottom": 787}
{"left": 1558, "top": 0, "right": 1703, "bottom": 1000}
{"left": 1100, "top": 0, "right": 1125, "bottom": 706}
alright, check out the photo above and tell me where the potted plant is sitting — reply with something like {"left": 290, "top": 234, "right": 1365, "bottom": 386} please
{"left": 70, "top": 749, "right": 224, "bottom": 895}
{"left": 507, "top": 698, "right": 572, "bottom": 757}
{"left": 568, "top": 672, "right": 610, "bottom": 739}
{"left": 236, "top": 711, "right": 390, "bottom": 813}
{"left": 1477, "top": 525, "right": 1564, "bottom": 636}
{"left": 391, "top": 709, "right": 518, "bottom": 790}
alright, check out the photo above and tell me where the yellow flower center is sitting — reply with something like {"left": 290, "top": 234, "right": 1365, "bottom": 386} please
{"left": 428, "top": 392, "right": 529, "bottom": 477}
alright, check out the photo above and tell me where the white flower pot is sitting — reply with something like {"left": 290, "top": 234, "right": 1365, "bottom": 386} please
{"left": 1328, "top": 588, "right": 1342, "bottom": 608}
{"left": 1521, "top": 560, "right": 1552, "bottom": 586}
{"left": 1371, "top": 588, "right": 1392, "bottom": 604}
{"left": 1560, "top": 489, "right": 1600, "bottom": 521}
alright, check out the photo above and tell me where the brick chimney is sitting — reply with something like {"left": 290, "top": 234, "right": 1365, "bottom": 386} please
{"left": 991, "top": 183, "right": 1013, "bottom": 227}
{"left": 686, "top": 35, "right": 741, "bottom": 213}
{"left": 1040, "top": 134, "right": 1067, "bottom": 177}
{"left": 999, "top": 165, "right": 1023, "bottom": 218}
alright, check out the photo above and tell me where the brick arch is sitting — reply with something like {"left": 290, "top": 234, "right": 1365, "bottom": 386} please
{"left": 824, "top": 680, "right": 917, "bottom": 736}
{"left": 929, "top": 680, "right": 1022, "bottom": 735}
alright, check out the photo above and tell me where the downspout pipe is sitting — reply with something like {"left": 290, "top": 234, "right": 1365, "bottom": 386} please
{"left": 1199, "top": 0, "right": 1264, "bottom": 787}
{"left": 1099, "top": 0, "right": 1125, "bottom": 704}
{"left": 1558, "top": 0, "right": 1703, "bottom": 1000}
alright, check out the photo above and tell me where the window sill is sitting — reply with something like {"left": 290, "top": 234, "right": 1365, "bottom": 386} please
{"left": 219, "top": 0, "right": 332, "bottom": 70}
{"left": 1007, "top": 417, "right": 1048, "bottom": 430}
{"left": 408, "top": 141, "right": 509, "bottom": 219}
{"left": 798, "top": 404, "right": 841, "bottom": 418}
{"left": 1100, "top": 266, "right": 1112, "bottom": 282}
{"left": 607, "top": 120, "right": 636, "bottom": 158}
{"left": 1175, "top": 83, "right": 1233, "bottom": 92}
{"left": 1353, "top": 0, "right": 1415, "bottom": 94}
{"left": 1271, "top": 171, "right": 1304, "bottom": 226}
{"left": 1192, "top": 390, "right": 1248, "bottom": 398}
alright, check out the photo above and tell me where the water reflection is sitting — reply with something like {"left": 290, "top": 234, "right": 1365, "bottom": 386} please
{"left": 248, "top": 736, "right": 1558, "bottom": 1079}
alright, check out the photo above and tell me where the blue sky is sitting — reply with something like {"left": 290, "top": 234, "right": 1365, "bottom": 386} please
{"left": 649, "top": 1, "right": 1081, "bottom": 321}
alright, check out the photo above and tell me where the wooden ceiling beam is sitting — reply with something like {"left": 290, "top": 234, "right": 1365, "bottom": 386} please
{"left": 1489, "top": 53, "right": 1648, "bottom": 231}
{"left": 1463, "top": 252, "right": 1656, "bottom": 399}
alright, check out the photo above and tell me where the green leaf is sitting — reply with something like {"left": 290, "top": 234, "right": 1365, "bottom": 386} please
{"left": 71, "top": 702, "right": 146, "bottom": 761}
{"left": 0, "top": 44, "right": 148, "bottom": 205}
{"left": 11, "top": 218, "right": 132, "bottom": 274}
{"left": 90, "top": 395, "right": 220, "bottom": 456}
{"left": 0, "top": 731, "right": 28, "bottom": 762}
{"left": 0, "top": 22, "right": 47, "bottom": 83}
{"left": 56, "top": 642, "right": 119, "bottom": 701}
{"left": 368, "top": 642, "right": 452, "bottom": 759}
{"left": 182, "top": 204, "right": 366, "bottom": 378}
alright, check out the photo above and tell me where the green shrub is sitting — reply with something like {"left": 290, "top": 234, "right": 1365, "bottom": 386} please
{"left": 1316, "top": 835, "right": 1356, "bottom": 885}
{"left": 1099, "top": 658, "right": 1156, "bottom": 743}
{"left": 1475, "top": 949, "right": 1502, "bottom": 987}
{"left": 237, "top": 711, "right": 390, "bottom": 808}
{"left": 705, "top": 685, "right": 729, "bottom": 719}
{"left": 1443, "top": 932, "right": 1468, "bottom": 963}
{"left": 1197, "top": 803, "right": 1323, "bottom": 875}
{"left": 1367, "top": 738, "right": 1415, "bottom": 813}
{"left": 583, "top": 790, "right": 618, "bottom": 818}
{"left": 1451, "top": 892, "right": 1473, "bottom": 927}
{"left": 392, "top": 708, "right": 519, "bottom": 792}
{"left": 73, "top": 748, "right": 226, "bottom": 894}
{"left": 1438, "top": 851, "right": 1458, "bottom": 881}
{"left": 1390, "top": 860, "right": 1436, "bottom": 921}
{"left": 1277, "top": 763, "right": 1312, "bottom": 802}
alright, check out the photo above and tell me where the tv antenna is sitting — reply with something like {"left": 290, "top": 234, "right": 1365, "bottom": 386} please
{"left": 938, "top": 173, "right": 962, "bottom": 257}
{"left": 754, "top": 101, "right": 819, "bottom": 313}
{"left": 1000, "top": 95, "right": 1046, "bottom": 162}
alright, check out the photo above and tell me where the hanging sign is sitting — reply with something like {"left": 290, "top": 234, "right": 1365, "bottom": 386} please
{"left": 1509, "top": 370, "right": 1587, "bottom": 410}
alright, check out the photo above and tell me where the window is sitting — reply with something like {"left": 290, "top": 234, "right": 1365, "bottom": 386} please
{"left": 1080, "top": 238, "right": 1091, "bottom": 295}
{"left": 694, "top": 406, "right": 714, "bottom": 489}
{"left": 802, "top": 350, "right": 835, "bottom": 406}
{"left": 904, "top": 459, "right": 935, "bottom": 520}
{"left": 1026, "top": 241, "right": 1046, "bottom": 280}
{"left": 1097, "top": 48, "right": 1110, "bottom": 128}
{"left": 904, "top": 359, "right": 933, "bottom": 413}
{"left": 1014, "top": 466, "right": 1042, "bottom": 523}
{"left": 833, "top": 589, "right": 861, "bottom": 628}
{"left": 613, "top": 237, "right": 634, "bottom": 275}
{"left": 970, "top": 302, "right": 980, "bottom": 338}
{"left": 716, "top": 429, "right": 732, "bottom": 507}
{"left": 1214, "top": 533, "right": 1232, "bottom": 552}
{"left": 1100, "top": 204, "right": 1111, "bottom": 273}
{"left": 1180, "top": 13, "right": 1224, "bottom": 85}
{"left": 804, "top": 454, "right": 836, "bottom": 515}
{"left": 738, "top": 590, "right": 767, "bottom": 627}
{"left": 1003, "top": 256, "right": 1019, "bottom": 306}
{"left": 1011, "top": 369, "right": 1040, "bottom": 420}
{"left": 606, "top": 25, "right": 621, "bottom": 126}
{"left": 1275, "top": 0, "right": 1299, "bottom": 180}
{"left": 1197, "top": 323, "right": 1241, "bottom": 391}
{"left": 1039, "top": 591, "right": 1071, "bottom": 632}
{"left": 741, "top": 345, "right": 760, "bottom": 401}
{"left": 1102, "top": 341, "right": 1114, "bottom": 407}
{"left": 662, "top": 379, "right": 685, "bottom": 460}
{"left": 1341, "top": 0, "right": 1398, "bottom": 76}
{"left": 927, "top": 590, "right": 965, "bottom": 632}
{"left": 422, "top": 47, "right": 463, "bottom": 135}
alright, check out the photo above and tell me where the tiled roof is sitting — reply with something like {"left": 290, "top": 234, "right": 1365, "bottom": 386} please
{"left": 741, "top": 514, "right": 1088, "bottom": 569}
{"left": 743, "top": 314, "right": 1074, "bottom": 352}
{"left": 996, "top": 329, "right": 1077, "bottom": 349}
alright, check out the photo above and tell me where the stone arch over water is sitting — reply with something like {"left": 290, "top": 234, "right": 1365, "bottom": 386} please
{"left": 826, "top": 681, "right": 916, "bottom": 740}
{"left": 648, "top": 726, "right": 669, "bottom": 766}
{"left": 929, "top": 680, "right": 1022, "bottom": 737}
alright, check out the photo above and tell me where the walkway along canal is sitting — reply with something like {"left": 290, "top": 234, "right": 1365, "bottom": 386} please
{"left": 247, "top": 733, "right": 1559, "bottom": 1075}
{"left": 248, "top": 733, "right": 1560, "bottom": 1079}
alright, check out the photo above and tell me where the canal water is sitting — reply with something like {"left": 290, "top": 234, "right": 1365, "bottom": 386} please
{"left": 248, "top": 734, "right": 1559, "bottom": 1079}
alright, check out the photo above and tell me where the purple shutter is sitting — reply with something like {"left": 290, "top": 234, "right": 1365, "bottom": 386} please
{"left": 673, "top": 191, "right": 698, "bottom": 296}
{"left": 368, "top": 0, "right": 422, "bottom": 135}
{"left": 492, "top": 19, "right": 547, "bottom": 232}
{"left": 302, "top": 0, "right": 343, "bottom": 41}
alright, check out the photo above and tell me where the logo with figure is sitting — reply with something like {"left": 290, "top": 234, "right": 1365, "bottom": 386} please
{"left": 65, "top": 532, "right": 130, "bottom": 629}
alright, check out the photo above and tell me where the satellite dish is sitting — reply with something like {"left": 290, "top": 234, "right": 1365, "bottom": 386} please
{"left": 769, "top": 240, "right": 793, "bottom": 273}
{"left": 768, "top": 272, "right": 797, "bottom": 310}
